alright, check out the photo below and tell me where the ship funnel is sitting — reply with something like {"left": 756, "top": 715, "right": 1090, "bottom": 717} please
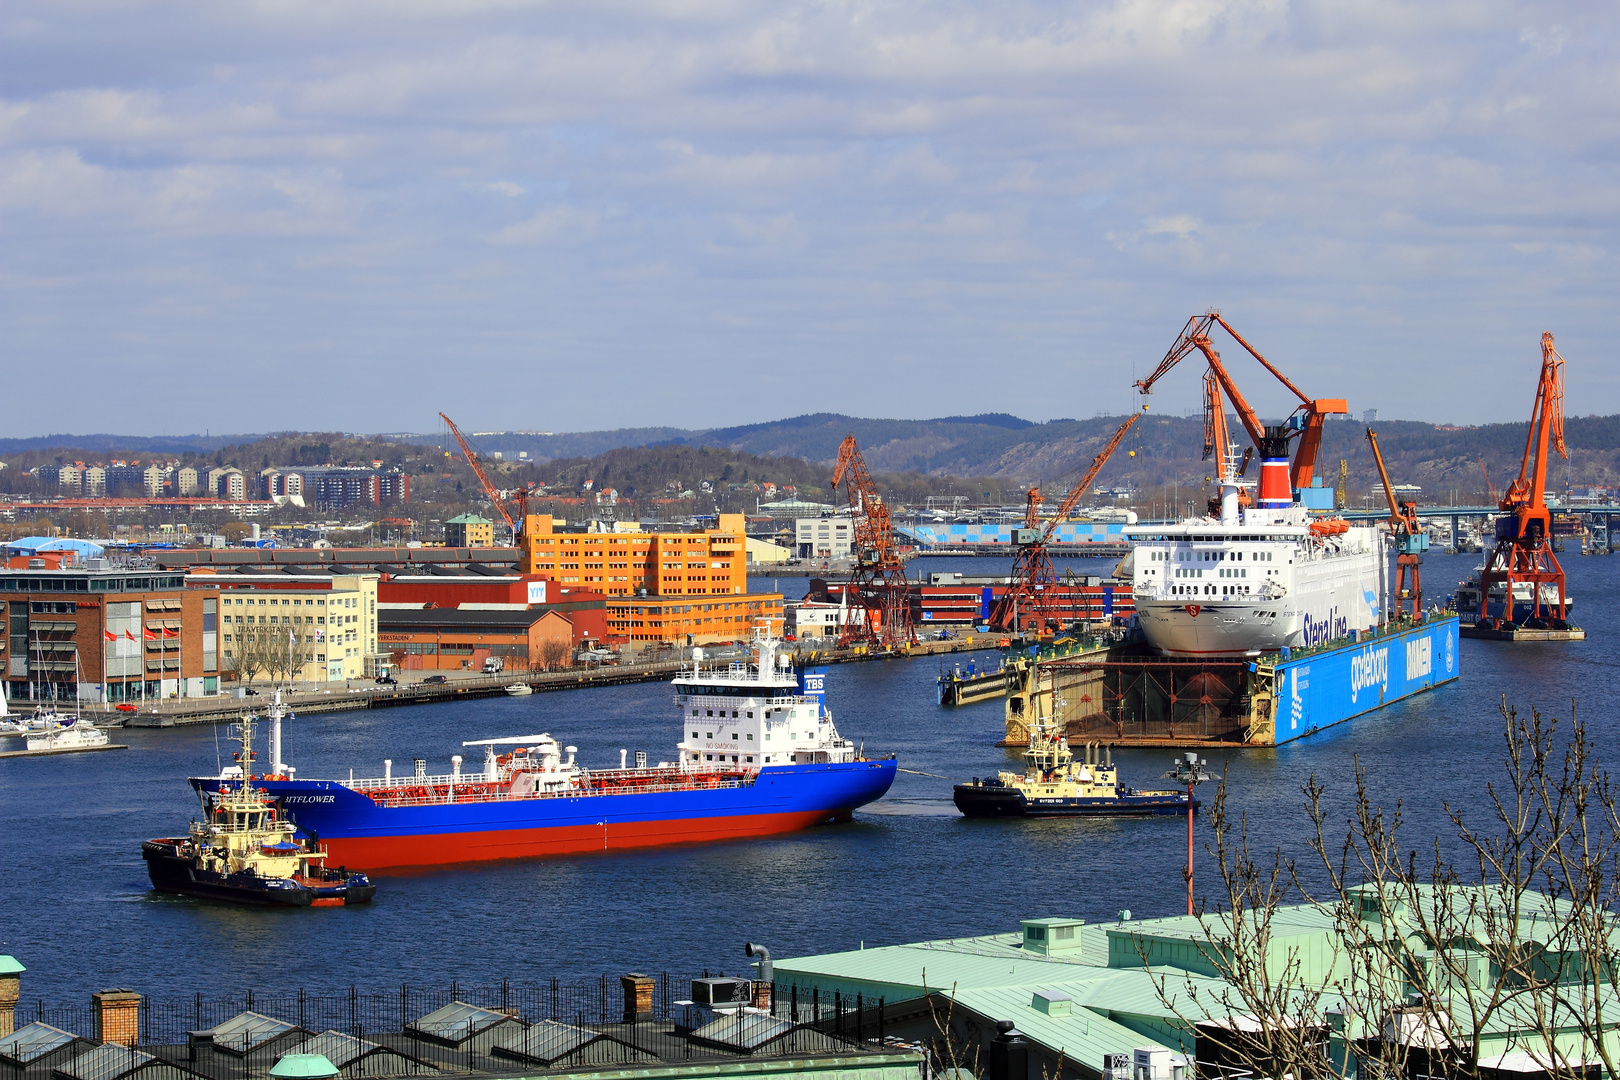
{"left": 565, "top": 746, "right": 577, "bottom": 767}
{"left": 620, "top": 748, "right": 628, "bottom": 770}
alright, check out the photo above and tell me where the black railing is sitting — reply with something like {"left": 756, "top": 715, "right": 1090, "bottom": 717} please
{"left": 11, "top": 977, "right": 900, "bottom": 1080}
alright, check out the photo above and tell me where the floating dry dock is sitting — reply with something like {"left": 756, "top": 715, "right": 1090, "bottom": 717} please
{"left": 1459, "top": 622, "right": 1585, "bottom": 642}
{"left": 1004, "top": 615, "right": 1460, "bottom": 748}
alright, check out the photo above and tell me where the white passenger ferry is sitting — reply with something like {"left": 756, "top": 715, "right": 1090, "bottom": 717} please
{"left": 1124, "top": 450, "right": 1389, "bottom": 657}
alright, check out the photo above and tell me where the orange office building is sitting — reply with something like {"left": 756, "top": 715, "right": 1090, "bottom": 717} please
{"left": 517, "top": 513, "right": 783, "bottom": 650}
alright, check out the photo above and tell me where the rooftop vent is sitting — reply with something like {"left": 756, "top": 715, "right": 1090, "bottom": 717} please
{"left": 1020, "top": 917, "right": 1086, "bottom": 956}
{"left": 1031, "top": 989, "right": 1072, "bottom": 1017}
{"left": 691, "top": 977, "right": 751, "bottom": 1006}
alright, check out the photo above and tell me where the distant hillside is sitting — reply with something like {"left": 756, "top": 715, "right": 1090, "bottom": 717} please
{"left": 7, "top": 412, "right": 1620, "bottom": 510}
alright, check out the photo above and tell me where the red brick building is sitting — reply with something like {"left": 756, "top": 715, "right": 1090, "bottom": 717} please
{"left": 0, "top": 564, "right": 220, "bottom": 703}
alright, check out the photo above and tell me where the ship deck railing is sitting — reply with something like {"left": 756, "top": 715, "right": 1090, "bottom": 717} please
{"left": 347, "top": 767, "right": 759, "bottom": 808}
{"left": 674, "top": 663, "right": 799, "bottom": 685}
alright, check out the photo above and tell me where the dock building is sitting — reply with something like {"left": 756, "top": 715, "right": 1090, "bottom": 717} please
{"left": 185, "top": 570, "right": 380, "bottom": 682}
{"left": 0, "top": 561, "right": 219, "bottom": 703}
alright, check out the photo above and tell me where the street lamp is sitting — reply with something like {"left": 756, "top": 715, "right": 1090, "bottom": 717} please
{"left": 1164, "top": 751, "right": 1212, "bottom": 915}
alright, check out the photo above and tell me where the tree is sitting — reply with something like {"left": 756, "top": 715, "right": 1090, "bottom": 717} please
{"left": 537, "top": 638, "right": 571, "bottom": 671}
{"left": 225, "top": 625, "right": 270, "bottom": 686}
{"left": 1147, "top": 700, "right": 1620, "bottom": 1080}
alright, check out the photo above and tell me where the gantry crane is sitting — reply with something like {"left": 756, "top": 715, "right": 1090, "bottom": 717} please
{"left": 990, "top": 412, "right": 1139, "bottom": 634}
{"left": 830, "top": 435, "right": 914, "bottom": 650}
{"left": 440, "top": 412, "right": 524, "bottom": 540}
{"left": 1136, "top": 312, "right": 1348, "bottom": 496}
{"left": 1366, "top": 427, "right": 1427, "bottom": 619}
{"left": 1478, "top": 333, "right": 1570, "bottom": 626}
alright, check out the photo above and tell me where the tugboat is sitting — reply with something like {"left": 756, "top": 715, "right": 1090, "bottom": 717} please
{"left": 953, "top": 719, "right": 1196, "bottom": 818}
{"left": 143, "top": 712, "right": 375, "bottom": 907}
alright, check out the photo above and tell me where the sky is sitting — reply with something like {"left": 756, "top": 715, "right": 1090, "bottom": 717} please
{"left": 2, "top": 0, "right": 1617, "bottom": 438}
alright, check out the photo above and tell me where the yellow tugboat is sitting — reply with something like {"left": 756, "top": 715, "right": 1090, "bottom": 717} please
{"left": 142, "top": 712, "right": 375, "bottom": 907}
{"left": 954, "top": 718, "right": 1196, "bottom": 818}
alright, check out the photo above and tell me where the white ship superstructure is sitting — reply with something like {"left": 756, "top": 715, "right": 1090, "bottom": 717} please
{"left": 673, "top": 638, "right": 857, "bottom": 771}
{"left": 1125, "top": 454, "right": 1389, "bottom": 657}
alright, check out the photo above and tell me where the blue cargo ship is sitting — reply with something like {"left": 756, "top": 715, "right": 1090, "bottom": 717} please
{"left": 192, "top": 641, "right": 895, "bottom": 870}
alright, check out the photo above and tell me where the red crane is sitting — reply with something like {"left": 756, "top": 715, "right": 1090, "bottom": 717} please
{"left": 991, "top": 412, "right": 1138, "bottom": 633}
{"left": 830, "top": 435, "right": 914, "bottom": 650}
{"left": 1366, "top": 427, "right": 1427, "bottom": 619}
{"left": 1478, "top": 333, "right": 1570, "bottom": 626}
{"left": 440, "top": 412, "right": 521, "bottom": 537}
{"left": 1136, "top": 313, "right": 1348, "bottom": 497}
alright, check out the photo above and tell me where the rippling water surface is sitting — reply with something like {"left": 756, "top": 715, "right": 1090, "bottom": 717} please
{"left": 2, "top": 553, "right": 1614, "bottom": 1001}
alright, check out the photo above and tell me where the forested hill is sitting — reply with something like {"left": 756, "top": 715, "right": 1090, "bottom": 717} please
{"left": 7, "top": 412, "right": 1620, "bottom": 506}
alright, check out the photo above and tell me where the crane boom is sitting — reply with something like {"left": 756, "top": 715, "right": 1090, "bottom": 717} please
{"left": 440, "top": 412, "right": 516, "bottom": 533}
{"left": 1201, "top": 368, "right": 1230, "bottom": 463}
{"left": 1136, "top": 313, "right": 1347, "bottom": 489}
{"left": 990, "top": 412, "right": 1138, "bottom": 633}
{"left": 1366, "top": 426, "right": 1425, "bottom": 618}
{"left": 1039, "top": 413, "right": 1138, "bottom": 545}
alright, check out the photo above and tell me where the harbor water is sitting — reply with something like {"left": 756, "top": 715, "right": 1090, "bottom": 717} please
{"left": 1, "top": 552, "right": 1615, "bottom": 1001}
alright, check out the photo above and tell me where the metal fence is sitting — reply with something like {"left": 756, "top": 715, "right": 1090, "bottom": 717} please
{"left": 20, "top": 977, "right": 691, "bottom": 1045}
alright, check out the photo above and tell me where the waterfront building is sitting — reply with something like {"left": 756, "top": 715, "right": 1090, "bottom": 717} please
{"left": 745, "top": 537, "right": 793, "bottom": 565}
{"left": 519, "top": 513, "right": 750, "bottom": 598}
{"left": 445, "top": 514, "right": 495, "bottom": 547}
{"left": 191, "top": 571, "right": 380, "bottom": 682}
{"left": 379, "top": 602, "right": 602, "bottom": 671}
{"left": 604, "top": 593, "right": 784, "bottom": 649}
{"left": 0, "top": 562, "right": 219, "bottom": 702}
{"left": 775, "top": 888, "right": 1620, "bottom": 1079}
{"left": 376, "top": 571, "right": 608, "bottom": 668}
{"left": 795, "top": 516, "right": 853, "bottom": 559}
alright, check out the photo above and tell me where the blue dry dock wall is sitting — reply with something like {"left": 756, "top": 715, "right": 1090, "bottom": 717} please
{"left": 1273, "top": 616, "right": 1460, "bottom": 744}
{"left": 900, "top": 523, "right": 1131, "bottom": 545}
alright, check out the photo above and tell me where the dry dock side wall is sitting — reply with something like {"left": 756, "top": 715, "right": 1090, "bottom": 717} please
{"left": 1011, "top": 616, "right": 1460, "bottom": 748}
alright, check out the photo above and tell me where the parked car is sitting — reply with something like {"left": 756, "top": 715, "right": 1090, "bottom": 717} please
{"left": 375, "top": 674, "right": 398, "bottom": 685}
{"left": 114, "top": 703, "right": 139, "bottom": 713}
{"left": 423, "top": 674, "right": 449, "bottom": 685}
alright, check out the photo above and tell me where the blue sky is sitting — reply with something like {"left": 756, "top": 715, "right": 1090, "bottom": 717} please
{"left": 2, "top": 0, "right": 1615, "bottom": 437}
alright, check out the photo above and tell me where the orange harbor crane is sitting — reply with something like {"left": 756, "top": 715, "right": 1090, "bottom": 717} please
{"left": 440, "top": 412, "right": 526, "bottom": 540}
{"left": 1135, "top": 312, "right": 1348, "bottom": 501}
{"left": 830, "top": 435, "right": 914, "bottom": 650}
{"left": 1366, "top": 426, "right": 1427, "bottom": 619}
{"left": 1477, "top": 332, "right": 1570, "bottom": 627}
{"left": 990, "top": 412, "right": 1138, "bottom": 634}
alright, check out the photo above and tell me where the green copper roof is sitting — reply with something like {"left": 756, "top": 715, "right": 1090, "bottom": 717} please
{"left": 269, "top": 1054, "right": 338, "bottom": 1079}
{"left": 0, "top": 956, "right": 24, "bottom": 975}
{"left": 445, "top": 514, "right": 492, "bottom": 525}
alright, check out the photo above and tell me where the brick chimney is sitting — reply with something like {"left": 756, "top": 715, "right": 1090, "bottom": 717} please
{"left": 620, "top": 974, "right": 655, "bottom": 1024}
{"left": 0, "top": 956, "right": 22, "bottom": 1037}
{"left": 92, "top": 990, "right": 142, "bottom": 1046}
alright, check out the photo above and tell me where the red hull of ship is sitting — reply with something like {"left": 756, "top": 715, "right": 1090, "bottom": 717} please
{"left": 321, "top": 808, "right": 850, "bottom": 871}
